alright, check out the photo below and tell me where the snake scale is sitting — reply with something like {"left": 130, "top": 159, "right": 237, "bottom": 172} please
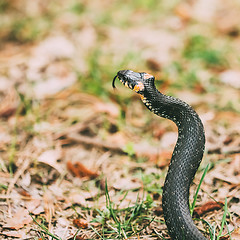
{"left": 113, "top": 70, "right": 207, "bottom": 240}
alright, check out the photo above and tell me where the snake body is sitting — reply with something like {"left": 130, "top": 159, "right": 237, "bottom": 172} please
{"left": 113, "top": 70, "right": 206, "bottom": 240}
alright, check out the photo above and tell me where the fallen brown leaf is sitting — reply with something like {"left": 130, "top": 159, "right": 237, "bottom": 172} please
{"left": 73, "top": 218, "right": 89, "bottom": 229}
{"left": 194, "top": 201, "right": 223, "bottom": 217}
{"left": 17, "top": 188, "right": 31, "bottom": 198}
{"left": 67, "top": 161, "right": 98, "bottom": 179}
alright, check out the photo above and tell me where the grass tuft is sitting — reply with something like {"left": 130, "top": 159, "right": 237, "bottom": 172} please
{"left": 90, "top": 180, "right": 157, "bottom": 239}
{"left": 183, "top": 35, "right": 227, "bottom": 68}
{"left": 30, "top": 214, "right": 62, "bottom": 240}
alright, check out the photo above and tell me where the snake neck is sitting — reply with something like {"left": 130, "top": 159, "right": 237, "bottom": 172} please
{"left": 141, "top": 89, "right": 206, "bottom": 240}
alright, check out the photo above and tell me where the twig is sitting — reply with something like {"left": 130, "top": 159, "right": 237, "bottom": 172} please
{"left": 54, "top": 119, "right": 93, "bottom": 139}
{"left": 67, "top": 133, "right": 124, "bottom": 153}
{"left": 6, "top": 156, "right": 31, "bottom": 216}
{"left": 6, "top": 157, "right": 31, "bottom": 195}
{"left": 54, "top": 115, "right": 103, "bottom": 139}
{"left": 0, "top": 194, "right": 34, "bottom": 200}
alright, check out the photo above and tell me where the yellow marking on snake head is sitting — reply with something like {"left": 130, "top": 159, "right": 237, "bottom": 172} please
{"left": 133, "top": 82, "right": 144, "bottom": 92}
{"left": 143, "top": 73, "right": 153, "bottom": 80}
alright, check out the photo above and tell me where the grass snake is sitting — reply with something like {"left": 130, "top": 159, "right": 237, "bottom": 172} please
{"left": 113, "top": 70, "right": 206, "bottom": 240}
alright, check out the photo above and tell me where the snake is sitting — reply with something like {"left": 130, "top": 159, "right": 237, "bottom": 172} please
{"left": 113, "top": 70, "right": 206, "bottom": 240}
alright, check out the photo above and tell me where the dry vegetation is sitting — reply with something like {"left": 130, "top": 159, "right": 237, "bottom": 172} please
{"left": 0, "top": 0, "right": 240, "bottom": 239}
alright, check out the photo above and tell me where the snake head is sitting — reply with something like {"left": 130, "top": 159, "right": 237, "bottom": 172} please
{"left": 112, "top": 70, "right": 155, "bottom": 95}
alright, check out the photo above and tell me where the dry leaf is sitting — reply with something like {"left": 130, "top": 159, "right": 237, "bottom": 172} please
{"left": 52, "top": 217, "right": 71, "bottom": 239}
{"left": 67, "top": 161, "right": 98, "bottom": 179}
{"left": 229, "top": 205, "right": 240, "bottom": 216}
{"left": 220, "top": 70, "right": 240, "bottom": 89}
{"left": 0, "top": 89, "right": 18, "bottom": 118}
{"left": 19, "top": 171, "right": 31, "bottom": 187}
{"left": 1, "top": 230, "right": 26, "bottom": 238}
{"left": 33, "top": 36, "right": 75, "bottom": 62}
{"left": 25, "top": 199, "right": 42, "bottom": 213}
{"left": 194, "top": 201, "right": 223, "bottom": 217}
{"left": 32, "top": 205, "right": 45, "bottom": 215}
{"left": 73, "top": 219, "right": 89, "bottom": 229}
{"left": 67, "top": 133, "right": 123, "bottom": 152}
{"left": 94, "top": 102, "right": 119, "bottom": 117}
{"left": 69, "top": 193, "right": 87, "bottom": 206}
{"left": 38, "top": 149, "right": 63, "bottom": 173}
{"left": 214, "top": 172, "right": 240, "bottom": 185}
{"left": 17, "top": 188, "right": 31, "bottom": 198}
{"left": 113, "top": 178, "right": 142, "bottom": 191}
{"left": 34, "top": 73, "right": 77, "bottom": 99}
{"left": 230, "top": 227, "right": 240, "bottom": 240}
{"left": 3, "top": 208, "right": 32, "bottom": 230}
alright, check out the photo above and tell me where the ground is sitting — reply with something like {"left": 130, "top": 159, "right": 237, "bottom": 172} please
{"left": 0, "top": 0, "right": 240, "bottom": 239}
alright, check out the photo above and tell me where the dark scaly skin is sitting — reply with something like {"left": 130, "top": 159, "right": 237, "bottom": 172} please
{"left": 113, "top": 70, "right": 207, "bottom": 240}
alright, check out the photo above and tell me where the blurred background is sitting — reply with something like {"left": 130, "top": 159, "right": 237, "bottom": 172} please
{"left": 1, "top": 0, "right": 240, "bottom": 98}
{"left": 0, "top": 0, "right": 240, "bottom": 239}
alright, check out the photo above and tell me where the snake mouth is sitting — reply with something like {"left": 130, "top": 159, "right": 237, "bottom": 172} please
{"left": 112, "top": 70, "right": 145, "bottom": 93}
{"left": 112, "top": 74, "right": 135, "bottom": 90}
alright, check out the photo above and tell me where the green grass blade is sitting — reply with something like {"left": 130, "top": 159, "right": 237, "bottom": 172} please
{"left": 191, "top": 163, "right": 209, "bottom": 216}
{"left": 73, "top": 229, "right": 81, "bottom": 240}
{"left": 217, "top": 197, "right": 228, "bottom": 240}
{"left": 200, "top": 219, "right": 216, "bottom": 239}
{"left": 89, "top": 225, "right": 105, "bottom": 240}
{"left": 105, "top": 180, "right": 119, "bottom": 224}
{"left": 30, "top": 213, "right": 61, "bottom": 240}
